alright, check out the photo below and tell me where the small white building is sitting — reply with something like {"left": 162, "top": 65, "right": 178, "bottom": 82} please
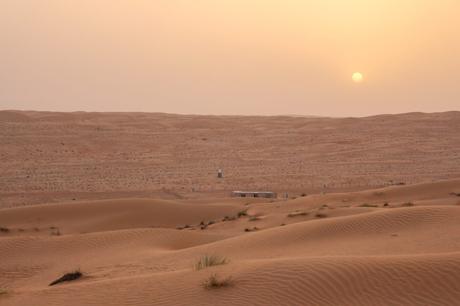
{"left": 231, "top": 191, "right": 277, "bottom": 198}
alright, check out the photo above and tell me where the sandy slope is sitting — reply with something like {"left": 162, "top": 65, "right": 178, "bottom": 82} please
{"left": 1, "top": 111, "right": 460, "bottom": 208}
{"left": 1, "top": 180, "right": 460, "bottom": 305}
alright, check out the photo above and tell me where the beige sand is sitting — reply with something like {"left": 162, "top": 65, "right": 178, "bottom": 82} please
{"left": 1, "top": 111, "right": 460, "bottom": 305}
{"left": 0, "top": 180, "right": 460, "bottom": 305}
{"left": 0, "top": 111, "right": 459, "bottom": 208}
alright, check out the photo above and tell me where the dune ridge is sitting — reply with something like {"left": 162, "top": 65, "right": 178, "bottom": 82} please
{"left": 1, "top": 111, "right": 459, "bottom": 208}
{"left": 1, "top": 179, "right": 460, "bottom": 305}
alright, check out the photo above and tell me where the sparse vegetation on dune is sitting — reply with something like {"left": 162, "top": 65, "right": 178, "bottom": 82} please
{"left": 237, "top": 210, "right": 248, "bottom": 218}
{"left": 202, "top": 274, "right": 233, "bottom": 289}
{"left": 0, "top": 227, "right": 10, "bottom": 233}
{"left": 315, "top": 213, "right": 327, "bottom": 218}
{"left": 50, "top": 227, "right": 61, "bottom": 236}
{"left": 248, "top": 216, "right": 261, "bottom": 221}
{"left": 195, "top": 255, "right": 229, "bottom": 271}
{"left": 0, "top": 289, "right": 8, "bottom": 295}
{"left": 49, "top": 270, "right": 83, "bottom": 286}
{"left": 287, "top": 211, "right": 309, "bottom": 218}
{"left": 359, "top": 203, "right": 379, "bottom": 208}
{"left": 244, "top": 227, "right": 259, "bottom": 232}
{"left": 401, "top": 202, "right": 415, "bottom": 207}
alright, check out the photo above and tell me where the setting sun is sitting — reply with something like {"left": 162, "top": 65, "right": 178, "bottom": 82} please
{"left": 352, "top": 72, "right": 364, "bottom": 83}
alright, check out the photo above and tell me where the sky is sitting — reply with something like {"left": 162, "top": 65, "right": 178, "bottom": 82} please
{"left": 0, "top": 0, "right": 459, "bottom": 117}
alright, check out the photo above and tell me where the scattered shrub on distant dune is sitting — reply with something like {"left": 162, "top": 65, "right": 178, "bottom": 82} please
{"left": 0, "top": 227, "right": 10, "bottom": 233}
{"left": 315, "top": 213, "right": 327, "bottom": 218}
{"left": 202, "top": 274, "right": 233, "bottom": 289}
{"left": 287, "top": 211, "right": 308, "bottom": 218}
{"left": 198, "top": 221, "right": 214, "bottom": 230}
{"left": 49, "top": 270, "right": 83, "bottom": 286}
{"left": 359, "top": 203, "right": 379, "bottom": 208}
{"left": 195, "top": 255, "right": 229, "bottom": 271}
{"left": 248, "top": 216, "right": 261, "bottom": 221}
{"left": 301, "top": 193, "right": 307, "bottom": 197}
{"left": 50, "top": 227, "right": 61, "bottom": 236}
{"left": 222, "top": 216, "right": 237, "bottom": 222}
{"left": 401, "top": 202, "right": 415, "bottom": 207}
{"left": 244, "top": 227, "right": 259, "bottom": 232}
{"left": 450, "top": 192, "right": 460, "bottom": 197}
{"left": 0, "top": 289, "right": 8, "bottom": 295}
{"left": 383, "top": 202, "right": 389, "bottom": 207}
{"left": 237, "top": 210, "right": 248, "bottom": 218}
{"left": 177, "top": 225, "right": 191, "bottom": 230}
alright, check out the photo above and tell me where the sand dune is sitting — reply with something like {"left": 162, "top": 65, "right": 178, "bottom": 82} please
{"left": 1, "top": 179, "right": 460, "bottom": 305}
{"left": 1, "top": 111, "right": 459, "bottom": 208}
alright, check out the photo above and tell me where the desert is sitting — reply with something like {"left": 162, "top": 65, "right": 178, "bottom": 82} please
{"left": 1, "top": 111, "right": 460, "bottom": 306}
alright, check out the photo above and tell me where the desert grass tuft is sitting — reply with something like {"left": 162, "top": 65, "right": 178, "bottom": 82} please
{"left": 359, "top": 203, "right": 379, "bottom": 208}
{"left": 50, "top": 227, "right": 61, "bottom": 236}
{"left": 237, "top": 210, "right": 248, "bottom": 218}
{"left": 287, "top": 211, "right": 308, "bottom": 218}
{"left": 195, "top": 255, "right": 229, "bottom": 271}
{"left": 401, "top": 202, "right": 415, "bottom": 207}
{"left": 49, "top": 270, "right": 83, "bottom": 286}
{"left": 202, "top": 274, "right": 233, "bottom": 289}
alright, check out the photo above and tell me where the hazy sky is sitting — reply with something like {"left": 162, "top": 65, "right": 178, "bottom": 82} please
{"left": 1, "top": 0, "right": 459, "bottom": 116}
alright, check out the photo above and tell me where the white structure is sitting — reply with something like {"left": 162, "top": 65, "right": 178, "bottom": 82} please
{"left": 231, "top": 191, "right": 277, "bottom": 198}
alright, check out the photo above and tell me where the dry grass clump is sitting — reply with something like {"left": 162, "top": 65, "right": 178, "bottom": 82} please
{"left": 49, "top": 270, "right": 82, "bottom": 286}
{"left": 50, "top": 227, "right": 61, "bottom": 236}
{"left": 287, "top": 211, "right": 309, "bottom": 218}
{"left": 176, "top": 224, "right": 191, "bottom": 230}
{"left": 359, "top": 203, "right": 379, "bottom": 208}
{"left": 248, "top": 216, "right": 261, "bottom": 221}
{"left": 244, "top": 227, "right": 259, "bottom": 232}
{"left": 195, "top": 255, "right": 229, "bottom": 271}
{"left": 237, "top": 210, "right": 248, "bottom": 218}
{"left": 401, "top": 202, "right": 415, "bottom": 207}
{"left": 0, "top": 288, "right": 8, "bottom": 295}
{"left": 202, "top": 274, "right": 233, "bottom": 289}
{"left": 315, "top": 213, "right": 328, "bottom": 218}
